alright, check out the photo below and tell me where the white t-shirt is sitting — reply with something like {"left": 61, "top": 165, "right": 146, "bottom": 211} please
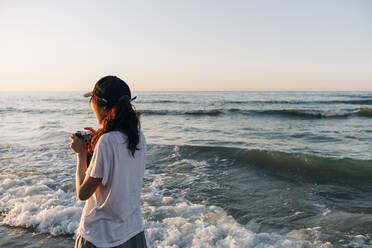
{"left": 76, "top": 130, "right": 146, "bottom": 248}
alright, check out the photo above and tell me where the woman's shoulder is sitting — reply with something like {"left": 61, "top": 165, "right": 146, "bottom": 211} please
{"left": 98, "top": 131, "right": 124, "bottom": 144}
{"left": 99, "top": 130, "right": 146, "bottom": 144}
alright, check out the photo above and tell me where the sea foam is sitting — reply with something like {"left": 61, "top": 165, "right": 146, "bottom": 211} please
{"left": 0, "top": 166, "right": 330, "bottom": 247}
{"left": 0, "top": 173, "right": 82, "bottom": 236}
{"left": 141, "top": 170, "right": 327, "bottom": 248}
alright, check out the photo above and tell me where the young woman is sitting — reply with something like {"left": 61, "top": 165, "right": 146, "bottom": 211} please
{"left": 69, "top": 76, "right": 147, "bottom": 248}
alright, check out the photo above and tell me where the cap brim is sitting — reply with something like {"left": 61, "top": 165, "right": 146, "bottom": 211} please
{"left": 83, "top": 91, "right": 93, "bottom": 97}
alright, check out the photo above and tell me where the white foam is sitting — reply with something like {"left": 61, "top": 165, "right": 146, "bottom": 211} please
{"left": 144, "top": 199, "right": 322, "bottom": 248}
{"left": 0, "top": 147, "right": 343, "bottom": 247}
{"left": 0, "top": 173, "right": 83, "bottom": 236}
{"left": 141, "top": 171, "right": 324, "bottom": 248}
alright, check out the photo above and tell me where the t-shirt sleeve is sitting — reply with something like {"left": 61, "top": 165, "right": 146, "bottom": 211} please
{"left": 85, "top": 136, "right": 111, "bottom": 186}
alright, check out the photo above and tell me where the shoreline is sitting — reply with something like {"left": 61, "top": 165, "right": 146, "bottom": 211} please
{"left": 0, "top": 217, "right": 74, "bottom": 248}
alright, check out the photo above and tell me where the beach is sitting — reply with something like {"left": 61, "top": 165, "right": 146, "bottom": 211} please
{"left": 0, "top": 91, "right": 372, "bottom": 248}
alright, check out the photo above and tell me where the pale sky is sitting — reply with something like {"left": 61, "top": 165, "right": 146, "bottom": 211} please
{"left": 0, "top": 0, "right": 371, "bottom": 91}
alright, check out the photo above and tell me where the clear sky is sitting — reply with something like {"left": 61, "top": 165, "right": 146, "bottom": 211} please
{"left": 0, "top": 0, "right": 371, "bottom": 91}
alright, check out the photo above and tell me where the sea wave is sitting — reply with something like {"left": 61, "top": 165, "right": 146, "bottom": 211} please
{"left": 354, "top": 108, "right": 372, "bottom": 117}
{"left": 0, "top": 142, "right": 370, "bottom": 246}
{"left": 2, "top": 105, "right": 372, "bottom": 119}
{"left": 136, "top": 98, "right": 372, "bottom": 105}
{"left": 142, "top": 172, "right": 326, "bottom": 248}
{"left": 166, "top": 144, "right": 372, "bottom": 185}
{"left": 249, "top": 108, "right": 372, "bottom": 119}
{"left": 136, "top": 100, "right": 191, "bottom": 104}
{"left": 0, "top": 175, "right": 82, "bottom": 236}
{"left": 0, "top": 107, "right": 86, "bottom": 115}
{"left": 138, "top": 108, "right": 372, "bottom": 119}
{"left": 139, "top": 109, "right": 223, "bottom": 116}
{"left": 0, "top": 148, "right": 326, "bottom": 247}
{"left": 223, "top": 99, "right": 372, "bottom": 105}
{"left": 0, "top": 171, "right": 325, "bottom": 247}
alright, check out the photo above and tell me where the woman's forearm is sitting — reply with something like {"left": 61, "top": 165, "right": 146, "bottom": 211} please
{"left": 76, "top": 152, "right": 87, "bottom": 198}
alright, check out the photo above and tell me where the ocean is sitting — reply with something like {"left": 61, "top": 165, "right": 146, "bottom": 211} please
{"left": 0, "top": 91, "right": 371, "bottom": 248}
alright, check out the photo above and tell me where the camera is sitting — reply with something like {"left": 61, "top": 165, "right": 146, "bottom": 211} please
{"left": 75, "top": 130, "right": 93, "bottom": 167}
{"left": 75, "top": 130, "right": 92, "bottom": 144}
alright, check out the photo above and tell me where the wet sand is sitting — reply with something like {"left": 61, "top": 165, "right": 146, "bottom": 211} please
{"left": 0, "top": 220, "right": 74, "bottom": 248}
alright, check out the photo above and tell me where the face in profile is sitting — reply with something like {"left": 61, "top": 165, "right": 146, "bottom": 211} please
{"left": 90, "top": 97, "right": 108, "bottom": 125}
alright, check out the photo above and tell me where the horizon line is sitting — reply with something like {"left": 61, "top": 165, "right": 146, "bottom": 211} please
{"left": 1, "top": 89, "right": 372, "bottom": 93}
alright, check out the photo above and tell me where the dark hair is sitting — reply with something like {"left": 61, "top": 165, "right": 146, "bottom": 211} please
{"left": 88, "top": 76, "right": 141, "bottom": 157}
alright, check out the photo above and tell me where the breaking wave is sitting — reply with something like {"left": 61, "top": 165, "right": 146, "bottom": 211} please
{"left": 138, "top": 108, "right": 372, "bottom": 119}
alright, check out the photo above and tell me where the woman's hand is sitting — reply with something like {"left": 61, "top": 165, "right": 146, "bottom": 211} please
{"left": 69, "top": 133, "right": 87, "bottom": 154}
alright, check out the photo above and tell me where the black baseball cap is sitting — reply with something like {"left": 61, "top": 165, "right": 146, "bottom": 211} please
{"left": 83, "top": 76, "right": 133, "bottom": 104}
